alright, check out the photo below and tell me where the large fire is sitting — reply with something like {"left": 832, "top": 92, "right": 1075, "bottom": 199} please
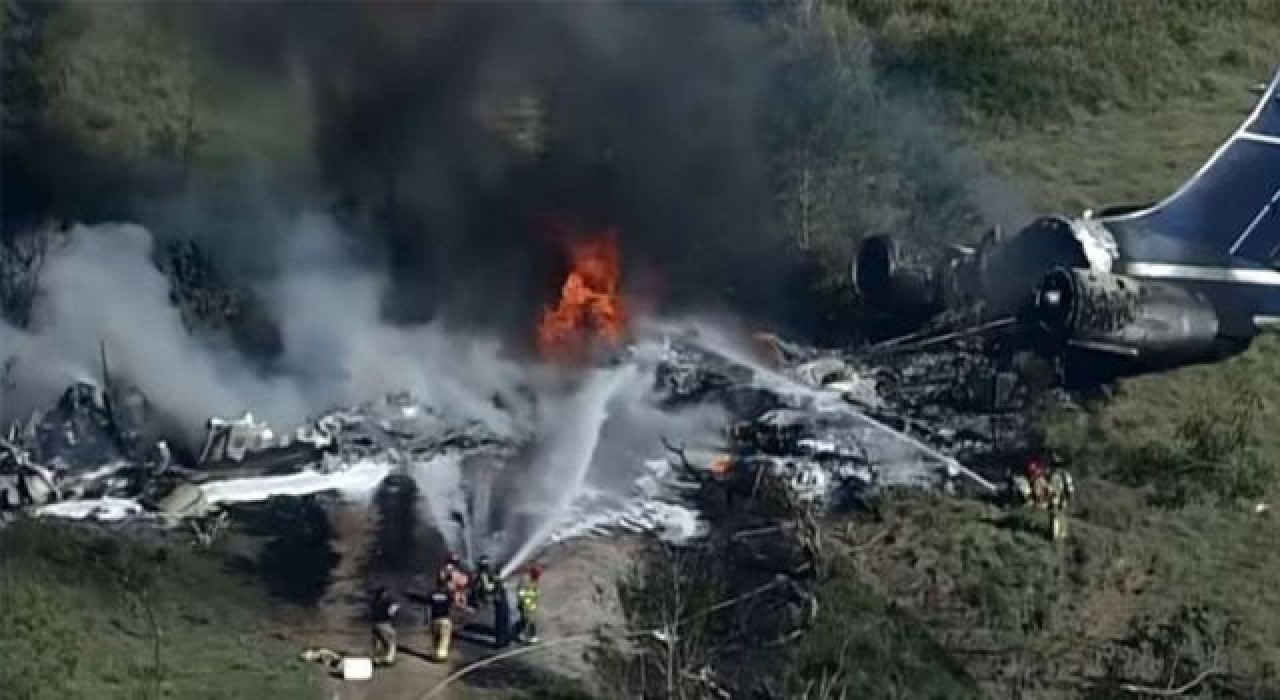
{"left": 537, "top": 229, "right": 630, "bottom": 362}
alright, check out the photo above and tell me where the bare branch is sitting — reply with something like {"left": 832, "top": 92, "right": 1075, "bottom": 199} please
{"left": 1119, "top": 668, "right": 1222, "bottom": 697}
{"left": 661, "top": 435, "right": 706, "bottom": 484}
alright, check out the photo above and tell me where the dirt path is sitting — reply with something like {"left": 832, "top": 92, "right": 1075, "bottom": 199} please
{"left": 283, "top": 499, "right": 455, "bottom": 700}
{"left": 274, "top": 487, "right": 639, "bottom": 700}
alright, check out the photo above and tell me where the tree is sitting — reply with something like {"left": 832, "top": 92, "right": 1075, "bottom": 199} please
{"left": 0, "top": 229, "right": 55, "bottom": 329}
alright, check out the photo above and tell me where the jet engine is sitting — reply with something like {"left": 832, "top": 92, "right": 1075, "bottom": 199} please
{"left": 852, "top": 235, "right": 941, "bottom": 317}
{"left": 1027, "top": 267, "right": 1224, "bottom": 363}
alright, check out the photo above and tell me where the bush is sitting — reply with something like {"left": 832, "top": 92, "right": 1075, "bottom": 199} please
{"left": 766, "top": 5, "right": 1004, "bottom": 287}
{"left": 789, "top": 550, "right": 982, "bottom": 699}
{"left": 1090, "top": 603, "right": 1279, "bottom": 699}
{"left": 1109, "top": 381, "right": 1273, "bottom": 507}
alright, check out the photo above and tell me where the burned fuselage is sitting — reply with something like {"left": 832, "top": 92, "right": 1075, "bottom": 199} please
{"left": 1023, "top": 266, "right": 1251, "bottom": 385}
{"left": 854, "top": 211, "right": 1269, "bottom": 386}
{"left": 0, "top": 383, "right": 344, "bottom": 518}
{"left": 853, "top": 69, "right": 1280, "bottom": 385}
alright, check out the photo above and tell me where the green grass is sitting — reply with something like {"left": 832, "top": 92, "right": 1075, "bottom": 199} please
{"left": 0, "top": 521, "right": 316, "bottom": 700}
{"left": 8, "top": 1, "right": 1280, "bottom": 697}
{"left": 975, "top": 91, "right": 1260, "bottom": 214}
{"left": 842, "top": 0, "right": 1280, "bottom": 124}
{"left": 833, "top": 488, "right": 1280, "bottom": 698}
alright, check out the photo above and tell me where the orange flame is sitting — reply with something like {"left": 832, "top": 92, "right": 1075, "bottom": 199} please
{"left": 537, "top": 229, "right": 629, "bottom": 362}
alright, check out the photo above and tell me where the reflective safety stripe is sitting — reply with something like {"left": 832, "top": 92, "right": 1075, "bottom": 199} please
{"left": 1123, "top": 262, "right": 1280, "bottom": 286}
{"left": 517, "top": 587, "right": 539, "bottom": 613}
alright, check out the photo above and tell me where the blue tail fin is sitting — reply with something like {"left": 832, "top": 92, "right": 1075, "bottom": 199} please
{"left": 1100, "top": 67, "right": 1280, "bottom": 266}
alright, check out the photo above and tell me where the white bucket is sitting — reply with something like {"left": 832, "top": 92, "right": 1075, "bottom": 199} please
{"left": 341, "top": 657, "right": 374, "bottom": 681}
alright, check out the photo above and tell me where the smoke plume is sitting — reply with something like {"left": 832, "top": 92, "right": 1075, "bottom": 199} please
{"left": 0, "top": 219, "right": 525, "bottom": 445}
{"left": 140, "top": 1, "right": 788, "bottom": 330}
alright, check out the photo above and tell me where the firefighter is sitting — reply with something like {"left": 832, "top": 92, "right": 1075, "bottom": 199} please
{"left": 439, "top": 552, "right": 471, "bottom": 610}
{"left": 1047, "top": 451, "right": 1075, "bottom": 542}
{"left": 470, "top": 554, "right": 498, "bottom": 609}
{"left": 1026, "top": 457, "right": 1050, "bottom": 509}
{"left": 425, "top": 577, "right": 454, "bottom": 662}
{"left": 514, "top": 564, "right": 542, "bottom": 644}
{"left": 492, "top": 575, "right": 513, "bottom": 649}
{"left": 729, "top": 422, "right": 753, "bottom": 452}
{"left": 370, "top": 587, "right": 399, "bottom": 666}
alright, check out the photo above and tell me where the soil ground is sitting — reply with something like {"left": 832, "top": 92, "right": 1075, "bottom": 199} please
{"left": 261, "top": 491, "right": 637, "bottom": 700}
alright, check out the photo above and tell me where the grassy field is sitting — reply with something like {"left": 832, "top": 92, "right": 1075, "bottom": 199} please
{"left": 0, "top": 520, "right": 316, "bottom": 700}
{"left": 822, "top": 486, "right": 1280, "bottom": 698}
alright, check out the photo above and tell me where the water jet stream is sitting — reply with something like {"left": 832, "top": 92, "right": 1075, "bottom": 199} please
{"left": 500, "top": 364, "right": 636, "bottom": 579}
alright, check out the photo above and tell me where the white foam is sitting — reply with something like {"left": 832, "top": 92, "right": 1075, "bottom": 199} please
{"left": 31, "top": 459, "right": 396, "bottom": 523}
{"left": 32, "top": 498, "right": 147, "bottom": 521}
{"left": 199, "top": 458, "right": 395, "bottom": 505}
{"left": 548, "top": 497, "right": 707, "bottom": 545}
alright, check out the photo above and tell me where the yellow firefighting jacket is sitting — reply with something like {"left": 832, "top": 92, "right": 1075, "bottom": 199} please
{"left": 516, "top": 582, "right": 539, "bottom": 615}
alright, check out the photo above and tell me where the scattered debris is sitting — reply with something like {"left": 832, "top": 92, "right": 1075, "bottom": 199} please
{"left": 3, "top": 322, "right": 1040, "bottom": 551}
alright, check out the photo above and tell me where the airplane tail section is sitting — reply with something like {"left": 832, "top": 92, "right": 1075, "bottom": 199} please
{"left": 1100, "top": 66, "right": 1280, "bottom": 266}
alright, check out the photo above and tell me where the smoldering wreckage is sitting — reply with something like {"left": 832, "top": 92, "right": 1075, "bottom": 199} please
{"left": 0, "top": 207, "right": 1159, "bottom": 693}
{"left": 0, "top": 225, "right": 1038, "bottom": 544}
{"left": 1, "top": 320, "right": 1019, "bottom": 537}
{"left": 0, "top": 220, "right": 1078, "bottom": 570}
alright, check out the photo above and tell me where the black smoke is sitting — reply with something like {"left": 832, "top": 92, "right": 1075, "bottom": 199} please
{"left": 149, "top": 1, "right": 792, "bottom": 340}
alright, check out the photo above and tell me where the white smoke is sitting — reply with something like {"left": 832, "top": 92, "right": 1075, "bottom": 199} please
{"left": 0, "top": 218, "right": 736, "bottom": 570}
{"left": 264, "top": 214, "right": 525, "bottom": 435}
{"left": 410, "top": 452, "right": 468, "bottom": 555}
{"left": 1, "top": 223, "right": 300, "bottom": 441}
{"left": 0, "top": 218, "right": 524, "bottom": 444}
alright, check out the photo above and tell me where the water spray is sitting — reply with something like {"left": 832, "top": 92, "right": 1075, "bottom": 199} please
{"left": 499, "top": 364, "right": 637, "bottom": 579}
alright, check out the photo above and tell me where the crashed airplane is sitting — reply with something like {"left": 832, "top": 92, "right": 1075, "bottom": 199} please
{"left": 1, "top": 321, "right": 1004, "bottom": 552}
{"left": 853, "top": 67, "right": 1280, "bottom": 387}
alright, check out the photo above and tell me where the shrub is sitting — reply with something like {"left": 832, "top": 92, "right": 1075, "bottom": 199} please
{"left": 1112, "top": 382, "right": 1273, "bottom": 507}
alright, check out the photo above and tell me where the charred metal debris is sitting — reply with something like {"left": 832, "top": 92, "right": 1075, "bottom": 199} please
{"left": 1, "top": 326, "right": 1052, "bottom": 537}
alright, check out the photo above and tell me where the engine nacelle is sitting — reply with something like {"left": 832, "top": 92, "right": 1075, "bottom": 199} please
{"left": 852, "top": 235, "right": 941, "bottom": 317}
{"left": 1028, "top": 267, "right": 1222, "bottom": 362}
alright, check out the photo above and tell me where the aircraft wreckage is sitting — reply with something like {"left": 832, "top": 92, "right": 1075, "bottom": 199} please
{"left": 0, "top": 324, "right": 1022, "bottom": 545}
{"left": 854, "top": 67, "right": 1280, "bottom": 387}
{"left": 18, "top": 65, "right": 1273, "bottom": 545}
